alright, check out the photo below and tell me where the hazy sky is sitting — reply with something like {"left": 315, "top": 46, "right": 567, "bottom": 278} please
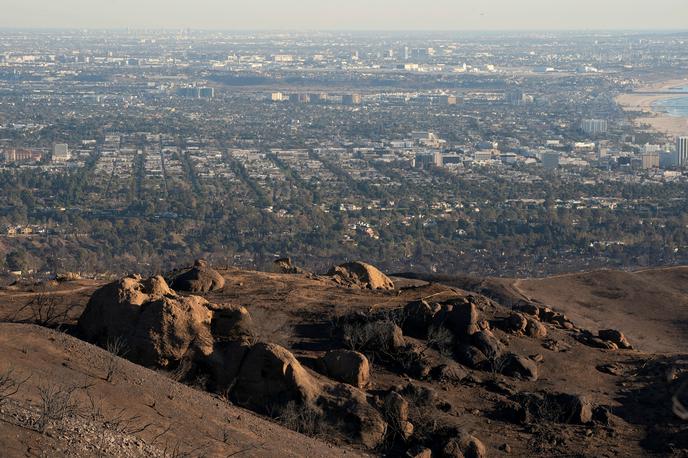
{"left": 2, "top": 0, "right": 687, "bottom": 30}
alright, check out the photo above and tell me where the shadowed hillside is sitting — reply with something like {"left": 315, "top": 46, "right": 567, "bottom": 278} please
{"left": 0, "top": 262, "right": 685, "bottom": 457}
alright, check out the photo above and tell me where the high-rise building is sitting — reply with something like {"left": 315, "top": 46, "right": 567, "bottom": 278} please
{"left": 52, "top": 143, "right": 70, "bottom": 162}
{"left": 641, "top": 152, "right": 659, "bottom": 169}
{"left": 581, "top": 119, "right": 608, "bottom": 135}
{"left": 677, "top": 136, "right": 688, "bottom": 167}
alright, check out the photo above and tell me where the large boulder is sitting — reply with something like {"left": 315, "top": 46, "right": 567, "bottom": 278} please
{"left": 207, "top": 303, "right": 255, "bottom": 342}
{"left": 442, "top": 430, "right": 487, "bottom": 458}
{"left": 471, "top": 330, "right": 504, "bottom": 360}
{"left": 328, "top": 261, "right": 395, "bottom": 290}
{"left": 319, "top": 350, "right": 370, "bottom": 388}
{"left": 232, "top": 342, "right": 320, "bottom": 410}
{"left": 503, "top": 312, "right": 528, "bottom": 334}
{"left": 455, "top": 343, "right": 488, "bottom": 369}
{"left": 383, "top": 391, "right": 414, "bottom": 439}
{"left": 320, "top": 383, "right": 387, "bottom": 448}
{"left": 402, "top": 300, "right": 439, "bottom": 338}
{"left": 169, "top": 259, "right": 226, "bottom": 293}
{"left": 77, "top": 275, "right": 214, "bottom": 367}
{"left": 443, "top": 298, "right": 479, "bottom": 338}
{"left": 598, "top": 329, "right": 632, "bottom": 349}
{"left": 500, "top": 353, "right": 539, "bottom": 381}
{"left": 209, "top": 340, "right": 252, "bottom": 389}
{"left": 525, "top": 317, "right": 547, "bottom": 338}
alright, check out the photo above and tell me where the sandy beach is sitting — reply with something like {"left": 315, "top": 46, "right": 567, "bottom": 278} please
{"left": 616, "top": 78, "right": 688, "bottom": 138}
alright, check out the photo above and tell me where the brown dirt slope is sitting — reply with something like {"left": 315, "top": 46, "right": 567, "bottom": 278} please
{"left": 0, "top": 323, "right": 364, "bottom": 457}
{"left": 513, "top": 267, "right": 688, "bottom": 354}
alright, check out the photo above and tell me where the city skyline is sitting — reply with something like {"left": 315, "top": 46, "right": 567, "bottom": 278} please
{"left": 2, "top": 0, "right": 688, "bottom": 31}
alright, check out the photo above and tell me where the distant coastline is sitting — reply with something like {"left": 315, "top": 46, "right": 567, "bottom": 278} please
{"left": 616, "top": 78, "right": 688, "bottom": 138}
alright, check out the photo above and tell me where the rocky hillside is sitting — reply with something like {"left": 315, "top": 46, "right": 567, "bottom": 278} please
{"left": 0, "top": 261, "right": 686, "bottom": 457}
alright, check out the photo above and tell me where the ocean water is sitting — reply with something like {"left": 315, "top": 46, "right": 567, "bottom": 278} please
{"left": 654, "top": 85, "right": 688, "bottom": 117}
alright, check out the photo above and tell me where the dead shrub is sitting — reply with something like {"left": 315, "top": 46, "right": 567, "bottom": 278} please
{"left": 34, "top": 384, "right": 78, "bottom": 433}
{"left": 6, "top": 291, "right": 77, "bottom": 328}
{"left": 0, "top": 367, "right": 29, "bottom": 404}
{"left": 104, "top": 336, "right": 128, "bottom": 383}
{"left": 274, "top": 401, "right": 325, "bottom": 437}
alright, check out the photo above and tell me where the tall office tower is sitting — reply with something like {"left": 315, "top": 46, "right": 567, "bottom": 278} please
{"left": 678, "top": 136, "right": 688, "bottom": 167}
{"left": 581, "top": 119, "right": 608, "bottom": 135}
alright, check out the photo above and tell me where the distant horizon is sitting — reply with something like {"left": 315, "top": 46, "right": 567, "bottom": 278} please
{"left": 2, "top": 0, "right": 687, "bottom": 31}
{"left": 1, "top": 27, "right": 687, "bottom": 33}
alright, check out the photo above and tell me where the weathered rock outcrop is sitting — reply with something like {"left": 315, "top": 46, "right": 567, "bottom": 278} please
{"left": 383, "top": 391, "right": 414, "bottom": 439}
{"left": 232, "top": 342, "right": 320, "bottom": 409}
{"left": 79, "top": 273, "right": 389, "bottom": 449}
{"left": 444, "top": 298, "right": 480, "bottom": 338}
{"left": 169, "top": 259, "right": 226, "bottom": 293}
{"left": 77, "top": 275, "right": 214, "bottom": 367}
{"left": 402, "top": 300, "right": 440, "bottom": 338}
{"left": 328, "top": 261, "right": 395, "bottom": 290}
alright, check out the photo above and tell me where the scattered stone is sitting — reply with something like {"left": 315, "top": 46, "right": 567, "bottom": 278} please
{"left": 500, "top": 353, "right": 539, "bottom": 381}
{"left": 320, "top": 383, "right": 387, "bottom": 448}
{"left": 577, "top": 331, "right": 620, "bottom": 350}
{"left": 525, "top": 318, "right": 547, "bottom": 338}
{"left": 471, "top": 330, "right": 504, "bottom": 360}
{"left": 430, "top": 362, "right": 469, "bottom": 383}
{"left": 597, "top": 363, "right": 625, "bottom": 376}
{"left": 441, "top": 430, "right": 487, "bottom": 458}
{"left": 403, "top": 300, "right": 439, "bottom": 338}
{"left": 384, "top": 391, "right": 414, "bottom": 439}
{"left": 444, "top": 298, "right": 480, "bottom": 338}
{"left": 273, "top": 257, "right": 305, "bottom": 274}
{"left": 598, "top": 329, "right": 632, "bottom": 349}
{"left": 483, "top": 378, "right": 517, "bottom": 396}
{"left": 513, "top": 301, "right": 540, "bottom": 317}
{"left": 504, "top": 313, "right": 528, "bottom": 334}
{"left": 169, "top": 259, "right": 226, "bottom": 293}
{"left": 592, "top": 405, "right": 616, "bottom": 426}
{"left": 319, "top": 349, "right": 370, "bottom": 388}
{"left": 455, "top": 343, "right": 488, "bottom": 369}
{"left": 328, "top": 261, "right": 395, "bottom": 290}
